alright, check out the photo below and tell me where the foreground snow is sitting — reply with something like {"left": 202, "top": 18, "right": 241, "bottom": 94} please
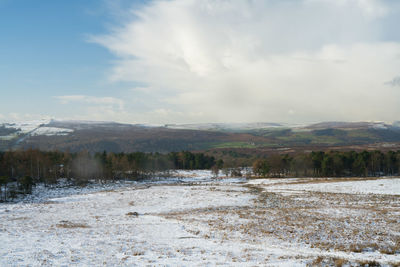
{"left": 1, "top": 172, "right": 400, "bottom": 266}
{"left": 250, "top": 177, "right": 400, "bottom": 195}
{"left": 250, "top": 178, "right": 400, "bottom": 195}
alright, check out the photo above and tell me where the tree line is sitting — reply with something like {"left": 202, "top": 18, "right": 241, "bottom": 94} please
{"left": 0, "top": 149, "right": 218, "bottom": 201}
{"left": 253, "top": 150, "right": 400, "bottom": 178}
{"left": 2, "top": 148, "right": 399, "bottom": 201}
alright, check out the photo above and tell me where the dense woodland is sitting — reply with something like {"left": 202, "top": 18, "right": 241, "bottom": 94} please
{"left": 1, "top": 149, "right": 400, "bottom": 201}
{"left": 253, "top": 150, "right": 400, "bottom": 178}
{"left": 0, "top": 149, "right": 219, "bottom": 201}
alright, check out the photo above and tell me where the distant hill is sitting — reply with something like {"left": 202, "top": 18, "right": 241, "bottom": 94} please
{"left": 1, "top": 119, "right": 400, "bottom": 153}
{"left": 165, "top": 122, "right": 285, "bottom": 131}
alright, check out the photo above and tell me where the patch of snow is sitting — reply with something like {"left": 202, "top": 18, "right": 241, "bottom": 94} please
{"left": 31, "top": 127, "right": 74, "bottom": 136}
{"left": 0, "top": 178, "right": 258, "bottom": 266}
{"left": 371, "top": 122, "right": 388, "bottom": 129}
{"left": 247, "top": 178, "right": 302, "bottom": 186}
{"left": 0, "top": 135, "right": 15, "bottom": 140}
{"left": 2, "top": 179, "right": 136, "bottom": 205}
{"left": 168, "top": 169, "right": 247, "bottom": 184}
{"left": 261, "top": 178, "right": 400, "bottom": 195}
{"left": 4, "top": 119, "right": 51, "bottom": 133}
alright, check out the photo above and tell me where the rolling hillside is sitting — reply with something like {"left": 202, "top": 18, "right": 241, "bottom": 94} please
{"left": 1, "top": 120, "right": 400, "bottom": 153}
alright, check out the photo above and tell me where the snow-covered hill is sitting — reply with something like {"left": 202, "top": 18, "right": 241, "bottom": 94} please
{"left": 1, "top": 119, "right": 400, "bottom": 153}
{"left": 0, "top": 119, "right": 75, "bottom": 147}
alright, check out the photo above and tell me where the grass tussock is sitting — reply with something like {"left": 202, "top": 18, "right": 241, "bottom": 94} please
{"left": 126, "top": 211, "right": 139, "bottom": 217}
{"left": 56, "top": 220, "right": 90, "bottom": 229}
{"left": 309, "top": 256, "right": 387, "bottom": 267}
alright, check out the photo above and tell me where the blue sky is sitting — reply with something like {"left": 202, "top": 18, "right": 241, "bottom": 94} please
{"left": 1, "top": 0, "right": 400, "bottom": 124}
{"left": 0, "top": 0, "right": 147, "bottom": 121}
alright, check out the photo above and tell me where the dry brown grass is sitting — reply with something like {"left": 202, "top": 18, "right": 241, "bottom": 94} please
{"left": 132, "top": 250, "right": 145, "bottom": 256}
{"left": 309, "top": 256, "right": 389, "bottom": 267}
{"left": 157, "top": 181, "right": 400, "bottom": 265}
{"left": 310, "top": 256, "right": 323, "bottom": 266}
{"left": 334, "top": 258, "right": 347, "bottom": 267}
{"left": 9, "top": 216, "right": 29, "bottom": 221}
{"left": 356, "top": 259, "right": 381, "bottom": 266}
{"left": 126, "top": 211, "right": 139, "bottom": 217}
{"left": 56, "top": 220, "right": 90, "bottom": 228}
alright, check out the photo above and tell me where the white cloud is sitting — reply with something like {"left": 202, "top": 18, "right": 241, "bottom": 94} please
{"left": 0, "top": 113, "right": 52, "bottom": 123}
{"left": 307, "top": 0, "right": 388, "bottom": 18}
{"left": 92, "top": 0, "right": 400, "bottom": 123}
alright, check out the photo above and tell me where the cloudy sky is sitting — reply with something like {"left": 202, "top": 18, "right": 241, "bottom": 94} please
{"left": 1, "top": 0, "right": 400, "bottom": 124}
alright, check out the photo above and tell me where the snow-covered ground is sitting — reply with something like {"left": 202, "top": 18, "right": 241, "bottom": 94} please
{"left": 1, "top": 119, "right": 74, "bottom": 139}
{"left": 3, "top": 119, "right": 51, "bottom": 133}
{"left": 1, "top": 172, "right": 400, "bottom": 266}
{"left": 30, "top": 126, "right": 74, "bottom": 136}
{"left": 252, "top": 177, "right": 400, "bottom": 195}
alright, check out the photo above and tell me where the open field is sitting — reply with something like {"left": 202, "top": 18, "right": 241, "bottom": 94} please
{"left": 1, "top": 172, "right": 400, "bottom": 266}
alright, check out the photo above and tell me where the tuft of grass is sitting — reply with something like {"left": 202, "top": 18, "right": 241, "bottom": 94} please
{"left": 310, "top": 256, "right": 324, "bottom": 265}
{"left": 56, "top": 220, "right": 89, "bottom": 228}
{"left": 126, "top": 211, "right": 139, "bottom": 217}
{"left": 132, "top": 251, "right": 145, "bottom": 256}
{"left": 334, "top": 258, "right": 347, "bottom": 267}
{"left": 356, "top": 259, "right": 381, "bottom": 266}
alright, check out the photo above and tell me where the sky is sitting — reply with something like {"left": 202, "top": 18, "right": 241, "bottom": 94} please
{"left": 1, "top": 0, "right": 400, "bottom": 124}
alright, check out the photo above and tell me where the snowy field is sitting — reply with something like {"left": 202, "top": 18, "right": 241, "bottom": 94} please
{"left": 249, "top": 177, "right": 400, "bottom": 195}
{"left": 1, "top": 172, "right": 400, "bottom": 266}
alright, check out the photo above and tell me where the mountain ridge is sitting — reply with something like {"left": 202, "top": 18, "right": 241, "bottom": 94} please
{"left": 1, "top": 119, "right": 400, "bottom": 153}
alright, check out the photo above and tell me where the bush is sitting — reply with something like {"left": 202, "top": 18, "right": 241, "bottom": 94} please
{"left": 19, "top": 176, "right": 34, "bottom": 194}
{"left": 253, "top": 159, "right": 269, "bottom": 177}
